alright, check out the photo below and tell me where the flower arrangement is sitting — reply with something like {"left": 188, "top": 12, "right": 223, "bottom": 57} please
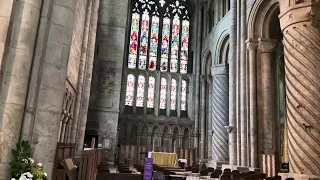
{"left": 9, "top": 141, "right": 47, "bottom": 180}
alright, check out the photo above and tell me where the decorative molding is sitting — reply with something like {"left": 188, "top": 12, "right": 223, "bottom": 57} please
{"left": 246, "top": 38, "right": 259, "bottom": 50}
{"left": 224, "top": 126, "right": 233, "bottom": 133}
{"left": 258, "top": 38, "right": 277, "bottom": 53}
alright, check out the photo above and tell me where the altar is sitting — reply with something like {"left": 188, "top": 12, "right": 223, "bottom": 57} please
{"left": 149, "top": 152, "right": 178, "bottom": 167}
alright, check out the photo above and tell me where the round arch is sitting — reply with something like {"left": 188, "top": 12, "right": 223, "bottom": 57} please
{"left": 248, "top": 0, "right": 280, "bottom": 39}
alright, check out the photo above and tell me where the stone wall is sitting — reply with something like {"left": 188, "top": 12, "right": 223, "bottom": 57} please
{"left": 87, "top": 0, "right": 129, "bottom": 162}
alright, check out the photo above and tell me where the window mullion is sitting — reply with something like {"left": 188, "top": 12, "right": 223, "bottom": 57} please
{"left": 156, "top": 15, "right": 164, "bottom": 71}
{"left": 168, "top": 16, "right": 174, "bottom": 72}
{"left": 166, "top": 76, "right": 171, "bottom": 116}
{"left": 146, "top": 14, "right": 152, "bottom": 70}
{"left": 136, "top": 12, "right": 143, "bottom": 69}
{"left": 177, "top": 76, "right": 182, "bottom": 117}
{"left": 177, "top": 17, "right": 183, "bottom": 73}
{"left": 143, "top": 75, "right": 148, "bottom": 114}
{"left": 133, "top": 74, "right": 138, "bottom": 114}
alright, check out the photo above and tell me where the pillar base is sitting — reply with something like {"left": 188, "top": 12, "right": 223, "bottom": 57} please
{"left": 279, "top": 173, "right": 320, "bottom": 180}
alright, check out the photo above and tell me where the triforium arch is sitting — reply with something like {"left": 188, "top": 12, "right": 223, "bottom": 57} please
{"left": 247, "top": 0, "right": 285, "bottom": 169}
{"left": 211, "top": 33, "right": 230, "bottom": 165}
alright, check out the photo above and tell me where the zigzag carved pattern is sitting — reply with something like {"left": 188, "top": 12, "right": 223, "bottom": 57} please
{"left": 283, "top": 24, "right": 320, "bottom": 176}
{"left": 211, "top": 75, "right": 229, "bottom": 162}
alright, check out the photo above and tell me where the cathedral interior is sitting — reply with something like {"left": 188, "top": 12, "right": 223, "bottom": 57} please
{"left": 0, "top": 0, "right": 320, "bottom": 179}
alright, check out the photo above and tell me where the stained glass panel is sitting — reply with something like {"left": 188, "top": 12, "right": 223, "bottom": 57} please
{"left": 139, "top": 12, "right": 149, "bottom": 69}
{"left": 170, "top": 15, "right": 180, "bottom": 73}
{"left": 125, "top": 74, "right": 135, "bottom": 106}
{"left": 160, "top": 78, "right": 167, "bottom": 109}
{"left": 181, "top": 80, "right": 187, "bottom": 111}
{"left": 171, "top": 79, "right": 177, "bottom": 110}
{"left": 136, "top": 75, "right": 145, "bottom": 107}
{"left": 180, "top": 20, "right": 189, "bottom": 74}
{"left": 128, "top": 13, "right": 140, "bottom": 69}
{"left": 147, "top": 76, "right": 156, "bottom": 108}
{"left": 160, "top": 17, "right": 170, "bottom": 72}
{"left": 149, "top": 16, "right": 159, "bottom": 71}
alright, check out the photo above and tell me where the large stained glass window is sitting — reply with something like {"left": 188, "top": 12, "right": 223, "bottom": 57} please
{"left": 136, "top": 75, "right": 145, "bottom": 107}
{"left": 127, "top": 0, "right": 190, "bottom": 73}
{"left": 147, "top": 76, "right": 156, "bottom": 108}
{"left": 181, "top": 80, "right": 187, "bottom": 111}
{"left": 160, "top": 78, "right": 167, "bottom": 109}
{"left": 125, "top": 74, "right": 135, "bottom": 106}
{"left": 125, "top": 0, "right": 190, "bottom": 115}
{"left": 171, "top": 79, "right": 177, "bottom": 110}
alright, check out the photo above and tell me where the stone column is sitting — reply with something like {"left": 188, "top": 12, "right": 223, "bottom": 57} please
{"left": 70, "top": 0, "right": 92, "bottom": 143}
{"left": 246, "top": 39, "right": 258, "bottom": 168}
{"left": 207, "top": 76, "right": 213, "bottom": 160}
{"left": 29, "top": 0, "right": 77, "bottom": 178}
{"left": 0, "top": 0, "right": 42, "bottom": 178}
{"left": 239, "top": 0, "right": 247, "bottom": 167}
{"left": 75, "top": 0, "right": 100, "bottom": 156}
{"left": 194, "top": 2, "right": 203, "bottom": 157}
{"left": 258, "top": 38, "right": 276, "bottom": 154}
{"left": 200, "top": 75, "right": 207, "bottom": 159}
{"left": 211, "top": 64, "right": 229, "bottom": 164}
{"left": 229, "top": 0, "right": 237, "bottom": 166}
{"left": 279, "top": 2, "right": 320, "bottom": 175}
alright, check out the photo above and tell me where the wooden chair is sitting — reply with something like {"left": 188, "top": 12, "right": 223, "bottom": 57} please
{"left": 61, "top": 158, "right": 78, "bottom": 180}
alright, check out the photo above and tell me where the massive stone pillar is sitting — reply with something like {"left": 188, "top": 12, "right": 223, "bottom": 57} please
{"left": 0, "top": 0, "right": 42, "bottom": 178}
{"left": 258, "top": 38, "right": 277, "bottom": 154}
{"left": 246, "top": 39, "right": 259, "bottom": 168}
{"left": 75, "top": 0, "right": 100, "bottom": 156}
{"left": 212, "top": 65, "right": 229, "bottom": 164}
{"left": 30, "top": 0, "right": 78, "bottom": 178}
{"left": 279, "top": 2, "right": 320, "bottom": 175}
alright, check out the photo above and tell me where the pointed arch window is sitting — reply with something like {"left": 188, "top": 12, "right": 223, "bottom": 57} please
{"left": 125, "top": 74, "right": 135, "bottom": 106}
{"left": 124, "top": 0, "right": 191, "bottom": 116}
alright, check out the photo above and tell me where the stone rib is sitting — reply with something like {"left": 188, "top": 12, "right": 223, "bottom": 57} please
{"left": 282, "top": 24, "right": 320, "bottom": 175}
{"left": 212, "top": 75, "right": 229, "bottom": 163}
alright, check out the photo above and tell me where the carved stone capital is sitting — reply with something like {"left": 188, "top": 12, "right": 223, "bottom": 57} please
{"left": 224, "top": 126, "right": 233, "bottom": 133}
{"left": 246, "top": 39, "right": 259, "bottom": 51}
{"left": 211, "top": 64, "right": 228, "bottom": 76}
{"left": 200, "top": 75, "right": 207, "bottom": 83}
{"left": 258, "top": 38, "right": 277, "bottom": 53}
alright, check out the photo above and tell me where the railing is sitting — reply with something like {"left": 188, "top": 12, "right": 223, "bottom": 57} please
{"left": 52, "top": 143, "right": 76, "bottom": 180}
{"left": 78, "top": 149, "right": 102, "bottom": 180}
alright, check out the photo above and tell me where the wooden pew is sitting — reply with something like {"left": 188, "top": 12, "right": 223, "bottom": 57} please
{"left": 52, "top": 143, "right": 76, "bottom": 180}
